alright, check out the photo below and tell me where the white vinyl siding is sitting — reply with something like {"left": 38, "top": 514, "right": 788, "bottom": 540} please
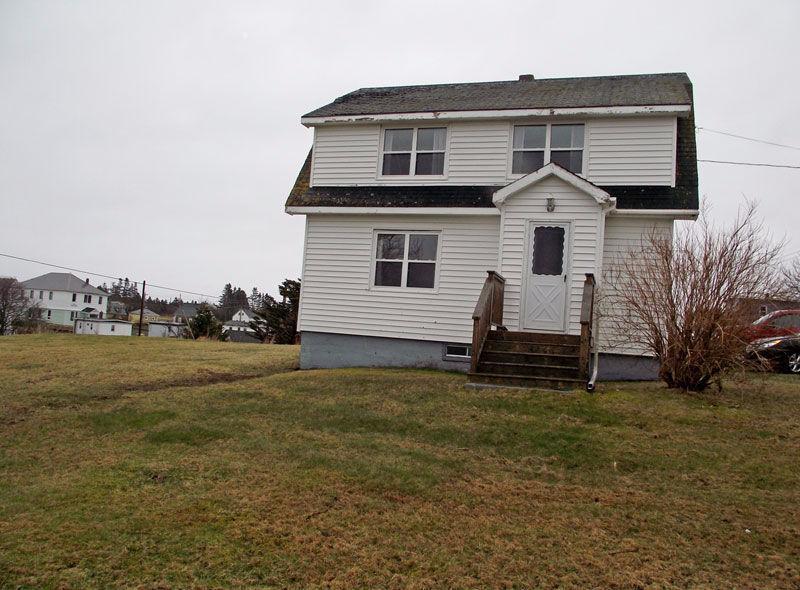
{"left": 599, "top": 215, "right": 675, "bottom": 355}
{"left": 311, "top": 117, "right": 678, "bottom": 187}
{"left": 499, "top": 176, "right": 603, "bottom": 335}
{"left": 299, "top": 214, "right": 500, "bottom": 343}
{"left": 586, "top": 117, "right": 677, "bottom": 186}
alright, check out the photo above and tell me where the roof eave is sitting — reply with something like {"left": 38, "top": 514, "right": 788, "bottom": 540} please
{"left": 301, "top": 104, "right": 692, "bottom": 126}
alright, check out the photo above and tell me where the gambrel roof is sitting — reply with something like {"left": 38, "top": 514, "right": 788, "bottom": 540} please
{"left": 304, "top": 73, "right": 692, "bottom": 118}
{"left": 285, "top": 112, "right": 698, "bottom": 211}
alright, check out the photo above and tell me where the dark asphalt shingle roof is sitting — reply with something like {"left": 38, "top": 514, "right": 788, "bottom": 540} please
{"left": 304, "top": 73, "right": 692, "bottom": 118}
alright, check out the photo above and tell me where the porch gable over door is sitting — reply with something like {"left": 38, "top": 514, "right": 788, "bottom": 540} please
{"left": 495, "top": 165, "right": 613, "bottom": 335}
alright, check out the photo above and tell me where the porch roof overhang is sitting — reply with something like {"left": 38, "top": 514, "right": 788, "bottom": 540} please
{"left": 492, "top": 163, "right": 616, "bottom": 208}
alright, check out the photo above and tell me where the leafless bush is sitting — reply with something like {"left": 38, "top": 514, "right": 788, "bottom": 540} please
{"left": 608, "top": 203, "right": 784, "bottom": 392}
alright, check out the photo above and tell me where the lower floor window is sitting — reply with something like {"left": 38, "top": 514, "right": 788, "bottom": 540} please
{"left": 444, "top": 343, "right": 472, "bottom": 359}
{"left": 374, "top": 231, "right": 439, "bottom": 289}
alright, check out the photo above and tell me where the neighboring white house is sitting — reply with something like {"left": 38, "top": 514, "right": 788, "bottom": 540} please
{"left": 22, "top": 272, "right": 109, "bottom": 326}
{"left": 74, "top": 318, "right": 132, "bottom": 336}
{"left": 285, "top": 72, "right": 699, "bottom": 386}
{"left": 148, "top": 321, "right": 185, "bottom": 338}
{"left": 223, "top": 308, "right": 257, "bottom": 334}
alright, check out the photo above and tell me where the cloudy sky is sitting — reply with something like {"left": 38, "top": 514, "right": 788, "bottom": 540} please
{"left": 1, "top": 0, "right": 798, "bottom": 302}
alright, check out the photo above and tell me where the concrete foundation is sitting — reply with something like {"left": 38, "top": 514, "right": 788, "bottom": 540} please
{"left": 300, "top": 331, "right": 470, "bottom": 372}
{"left": 300, "top": 331, "right": 661, "bottom": 380}
{"left": 596, "top": 353, "right": 660, "bottom": 381}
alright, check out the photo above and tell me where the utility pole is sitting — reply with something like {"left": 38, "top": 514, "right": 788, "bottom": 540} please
{"left": 138, "top": 280, "right": 146, "bottom": 336}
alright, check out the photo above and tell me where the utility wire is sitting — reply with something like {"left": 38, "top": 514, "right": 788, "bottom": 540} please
{"left": 696, "top": 126, "right": 800, "bottom": 151}
{"left": 0, "top": 252, "right": 218, "bottom": 299}
{"left": 697, "top": 159, "right": 800, "bottom": 170}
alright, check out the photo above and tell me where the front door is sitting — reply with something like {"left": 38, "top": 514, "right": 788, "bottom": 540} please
{"left": 523, "top": 222, "right": 570, "bottom": 332}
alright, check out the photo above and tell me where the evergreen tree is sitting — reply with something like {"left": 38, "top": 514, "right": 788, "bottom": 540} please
{"left": 250, "top": 279, "right": 300, "bottom": 344}
{"left": 187, "top": 304, "right": 227, "bottom": 340}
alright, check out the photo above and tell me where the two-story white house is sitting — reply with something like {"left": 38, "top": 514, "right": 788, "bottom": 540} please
{"left": 22, "top": 272, "right": 109, "bottom": 327}
{"left": 286, "top": 72, "right": 699, "bottom": 388}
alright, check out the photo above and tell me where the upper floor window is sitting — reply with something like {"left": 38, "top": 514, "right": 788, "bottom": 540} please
{"left": 48, "top": 291, "right": 53, "bottom": 300}
{"left": 381, "top": 127, "right": 446, "bottom": 176}
{"left": 511, "top": 123, "right": 585, "bottom": 175}
{"left": 84, "top": 294, "right": 92, "bottom": 304}
{"left": 72, "top": 293, "right": 77, "bottom": 302}
{"left": 373, "top": 231, "right": 439, "bottom": 289}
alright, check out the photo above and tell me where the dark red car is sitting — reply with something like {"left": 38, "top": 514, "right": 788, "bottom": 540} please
{"left": 746, "top": 309, "right": 800, "bottom": 341}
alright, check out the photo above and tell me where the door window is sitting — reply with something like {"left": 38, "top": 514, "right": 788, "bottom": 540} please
{"left": 532, "top": 226, "right": 565, "bottom": 275}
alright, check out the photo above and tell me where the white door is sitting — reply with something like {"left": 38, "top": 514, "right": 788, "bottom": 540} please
{"left": 523, "top": 222, "right": 570, "bottom": 332}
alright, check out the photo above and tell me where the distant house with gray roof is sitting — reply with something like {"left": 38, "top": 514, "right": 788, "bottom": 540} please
{"left": 22, "top": 272, "right": 108, "bottom": 326}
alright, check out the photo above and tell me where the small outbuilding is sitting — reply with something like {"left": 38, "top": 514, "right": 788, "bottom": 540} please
{"left": 148, "top": 321, "right": 185, "bottom": 338}
{"left": 74, "top": 318, "right": 132, "bottom": 336}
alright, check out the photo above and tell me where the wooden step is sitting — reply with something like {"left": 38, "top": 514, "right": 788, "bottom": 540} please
{"left": 467, "top": 372, "right": 584, "bottom": 391}
{"left": 477, "top": 361, "right": 580, "bottom": 379}
{"left": 480, "top": 350, "right": 580, "bottom": 367}
{"left": 483, "top": 339, "right": 580, "bottom": 356}
{"left": 487, "top": 330, "right": 580, "bottom": 345}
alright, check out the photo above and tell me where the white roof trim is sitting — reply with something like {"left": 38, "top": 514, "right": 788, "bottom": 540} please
{"left": 493, "top": 163, "right": 614, "bottom": 206}
{"left": 301, "top": 104, "right": 691, "bottom": 126}
{"left": 285, "top": 206, "right": 499, "bottom": 216}
{"left": 610, "top": 208, "right": 699, "bottom": 220}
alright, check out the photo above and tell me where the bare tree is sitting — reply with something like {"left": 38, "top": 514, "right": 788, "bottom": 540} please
{"left": 605, "top": 203, "right": 784, "bottom": 392}
{"left": 0, "top": 278, "right": 39, "bottom": 335}
{"left": 782, "top": 257, "right": 800, "bottom": 301}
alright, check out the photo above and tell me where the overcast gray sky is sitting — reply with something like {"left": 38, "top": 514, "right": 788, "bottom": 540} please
{"left": 1, "top": 0, "right": 798, "bottom": 302}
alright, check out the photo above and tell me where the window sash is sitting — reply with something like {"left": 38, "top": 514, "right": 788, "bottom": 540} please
{"left": 373, "top": 231, "right": 439, "bottom": 289}
{"left": 381, "top": 127, "right": 446, "bottom": 176}
{"left": 511, "top": 123, "right": 585, "bottom": 175}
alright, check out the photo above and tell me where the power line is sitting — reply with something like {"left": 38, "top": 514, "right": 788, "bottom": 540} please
{"left": 696, "top": 127, "right": 800, "bottom": 151}
{"left": 0, "top": 252, "right": 218, "bottom": 299}
{"left": 697, "top": 159, "right": 800, "bottom": 170}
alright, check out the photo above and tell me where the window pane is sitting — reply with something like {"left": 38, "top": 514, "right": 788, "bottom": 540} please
{"left": 512, "top": 150, "right": 544, "bottom": 174}
{"left": 376, "top": 233, "right": 405, "bottom": 259}
{"left": 409, "top": 234, "right": 438, "bottom": 260}
{"left": 532, "top": 226, "right": 565, "bottom": 275}
{"left": 417, "top": 127, "right": 446, "bottom": 151}
{"left": 513, "top": 125, "right": 546, "bottom": 149}
{"left": 550, "top": 150, "right": 583, "bottom": 174}
{"left": 415, "top": 152, "right": 444, "bottom": 175}
{"left": 384, "top": 128, "right": 413, "bottom": 152}
{"left": 407, "top": 262, "right": 436, "bottom": 288}
{"left": 375, "top": 261, "right": 403, "bottom": 286}
{"left": 382, "top": 153, "right": 411, "bottom": 175}
{"left": 551, "top": 124, "right": 585, "bottom": 149}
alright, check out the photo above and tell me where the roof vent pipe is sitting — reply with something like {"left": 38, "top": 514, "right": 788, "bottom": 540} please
{"left": 518, "top": 74, "right": 535, "bottom": 81}
{"left": 85, "top": 278, "right": 89, "bottom": 284}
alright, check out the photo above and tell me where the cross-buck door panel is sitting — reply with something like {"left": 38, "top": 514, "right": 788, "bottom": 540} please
{"left": 523, "top": 223, "right": 570, "bottom": 332}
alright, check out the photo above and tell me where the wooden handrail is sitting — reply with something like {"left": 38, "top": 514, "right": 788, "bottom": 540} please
{"left": 471, "top": 271, "right": 506, "bottom": 373}
{"left": 579, "top": 273, "right": 596, "bottom": 380}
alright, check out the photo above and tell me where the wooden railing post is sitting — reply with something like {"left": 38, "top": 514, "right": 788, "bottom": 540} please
{"left": 579, "top": 273, "right": 596, "bottom": 380}
{"left": 471, "top": 271, "right": 506, "bottom": 373}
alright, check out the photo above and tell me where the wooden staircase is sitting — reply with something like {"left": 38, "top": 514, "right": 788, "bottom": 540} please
{"left": 467, "top": 271, "right": 596, "bottom": 391}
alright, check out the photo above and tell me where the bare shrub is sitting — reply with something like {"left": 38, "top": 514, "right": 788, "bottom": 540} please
{"left": 608, "top": 203, "right": 784, "bottom": 392}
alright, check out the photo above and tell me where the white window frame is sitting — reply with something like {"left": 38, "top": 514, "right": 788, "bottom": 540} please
{"left": 443, "top": 343, "right": 472, "bottom": 361}
{"left": 369, "top": 229, "right": 442, "bottom": 292}
{"left": 377, "top": 126, "right": 449, "bottom": 179}
{"left": 507, "top": 122, "right": 586, "bottom": 179}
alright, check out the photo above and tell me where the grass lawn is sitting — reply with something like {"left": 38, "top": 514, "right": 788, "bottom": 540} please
{"left": 1, "top": 335, "right": 799, "bottom": 588}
